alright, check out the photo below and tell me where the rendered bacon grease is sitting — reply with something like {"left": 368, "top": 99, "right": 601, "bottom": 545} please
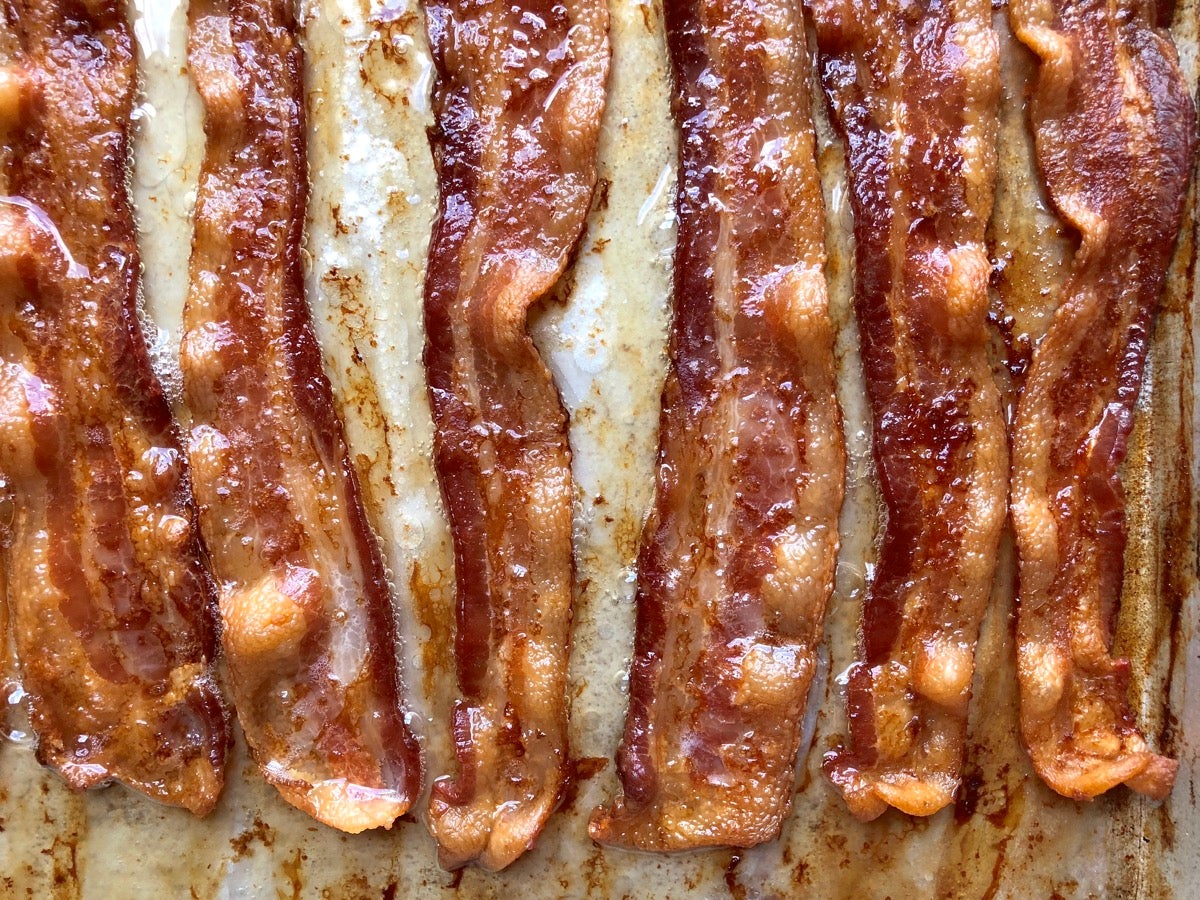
{"left": 421, "top": 0, "right": 609, "bottom": 870}
{"left": 183, "top": 0, "right": 421, "bottom": 832}
{"left": 588, "top": 0, "right": 844, "bottom": 851}
{"left": 0, "top": 1, "right": 227, "bottom": 814}
{"left": 1009, "top": 0, "right": 1195, "bottom": 800}
{"left": 809, "top": 0, "right": 1008, "bottom": 820}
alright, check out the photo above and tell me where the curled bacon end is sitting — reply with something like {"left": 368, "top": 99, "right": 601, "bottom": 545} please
{"left": 809, "top": 0, "right": 1008, "bottom": 821}
{"left": 1009, "top": 0, "right": 1194, "bottom": 801}
{"left": 0, "top": 2, "right": 227, "bottom": 815}
{"left": 421, "top": 0, "right": 609, "bottom": 871}
{"left": 184, "top": 0, "right": 421, "bottom": 832}
{"left": 588, "top": 0, "right": 844, "bottom": 852}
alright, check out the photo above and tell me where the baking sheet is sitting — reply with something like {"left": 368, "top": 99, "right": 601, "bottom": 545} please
{"left": 0, "top": 0, "right": 1197, "bottom": 896}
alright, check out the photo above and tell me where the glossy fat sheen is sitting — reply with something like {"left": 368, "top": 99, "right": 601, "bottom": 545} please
{"left": 182, "top": 0, "right": 421, "bottom": 833}
{"left": 0, "top": 1, "right": 226, "bottom": 814}
{"left": 1009, "top": 0, "right": 1195, "bottom": 800}
{"left": 588, "top": 0, "right": 844, "bottom": 851}
{"left": 809, "top": 0, "right": 1008, "bottom": 821}
{"left": 421, "top": 0, "right": 610, "bottom": 871}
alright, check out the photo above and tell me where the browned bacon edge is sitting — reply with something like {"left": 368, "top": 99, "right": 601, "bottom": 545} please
{"left": 588, "top": 0, "right": 844, "bottom": 851}
{"left": 0, "top": 0, "right": 227, "bottom": 814}
{"left": 809, "top": 0, "right": 1008, "bottom": 821}
{"left": 183, "top": 0, "right": 421, "bottom": 832}
{"left": 421, "top": 0, "right": 609, "bottom": 871}
{"left": 1008, "top": 0, "right": 1196, "bottom": 801}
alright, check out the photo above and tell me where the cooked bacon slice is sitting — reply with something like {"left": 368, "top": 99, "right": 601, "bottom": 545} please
{"left": 421, "top": 0, "right": 609, "bottom": 870}
{"left": 587, "top": 0, "right": 843, "bottom": 852}
{"left": 183, "top": 0, "right": 421, "bottom": 832}
{"left": 809, "top": 0, "right": 1008, "bottom": 820}
{"left": 0, "top": 1, "right": 226, "bottom": 814}
{"left": 1008, "top": 0, "right": 1194, "bottom": 801}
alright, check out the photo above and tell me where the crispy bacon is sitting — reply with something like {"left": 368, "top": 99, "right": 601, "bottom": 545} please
{"left": 809, "top": 0, "right": 1008, "bottom": 820}
{"left": 0, "top": 1, "right": 226, "bottom": 814}
{"left": 183, "top": 0, "right": 421, "bottom": 832}
{"left": 421, "top": 0, "right": 609, "bottom": 870}
{"left": 1008, "top": 0, "right": 1195, "bottom": 800}
{"left": 587, "top": 0, "right": 843, "bottom": 851}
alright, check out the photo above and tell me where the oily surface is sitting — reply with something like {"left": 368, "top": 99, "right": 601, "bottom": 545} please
{"left": 0, "top": 0, "right": 1196, "bottom": 896}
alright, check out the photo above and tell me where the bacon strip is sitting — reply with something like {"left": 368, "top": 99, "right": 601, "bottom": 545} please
{"left": 183, "top": 0, "right": 421, "bottom": 832}
{"left": 421, "top": 0, "right": 609, "bottom": 870}
{"left": 0, "top": 1, "right": 226, "bottom": 814}
{"left": 809, "top": 0, "right": 1007, "bottom": 820}
{"left": 587, "top": 0, "right": 843, "bottom": 852}
{"left": 1008, "top": 0, "right": 1195, "bottom": 801}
